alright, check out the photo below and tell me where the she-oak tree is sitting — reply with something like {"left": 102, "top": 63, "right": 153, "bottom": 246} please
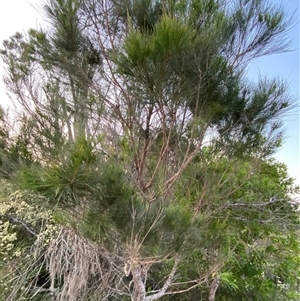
{"left": 0, "top": 0, "right": 299, "bottom": 301}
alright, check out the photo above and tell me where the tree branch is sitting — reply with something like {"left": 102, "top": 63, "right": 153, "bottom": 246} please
{"left": 5, "top": 214, "right": 38, "bottom": 238}
{"left": 146, "top": 257, "right": 180, "bottom": 301}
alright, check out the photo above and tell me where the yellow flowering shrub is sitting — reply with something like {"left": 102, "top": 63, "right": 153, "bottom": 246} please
{"left": 0, "top": 179, "right": 58, "bottom": 301}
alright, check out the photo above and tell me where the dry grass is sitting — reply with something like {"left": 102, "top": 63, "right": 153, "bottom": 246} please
{"left": 6, "top": 225, "right": 117, "bottom": 301}
{"left": 44, "top": 226, "right": 103, "bottom": 301}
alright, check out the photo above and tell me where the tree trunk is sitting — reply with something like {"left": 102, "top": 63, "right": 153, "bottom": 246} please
{"left": 131, "top": 262, "right": 146, "bottom": 301}
{"left": 208, "top": 277, "right": 220, "bottom": 301}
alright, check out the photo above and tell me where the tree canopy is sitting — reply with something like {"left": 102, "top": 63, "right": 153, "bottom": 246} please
{"left": 0, "top": 0, "right": 299, "bottom": 301}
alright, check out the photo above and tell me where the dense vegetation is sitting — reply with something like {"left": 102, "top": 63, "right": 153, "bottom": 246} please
{"left": 0, "top": 0, "right": 299, "bottom": 300}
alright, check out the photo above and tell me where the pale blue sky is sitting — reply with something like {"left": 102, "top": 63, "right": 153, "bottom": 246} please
{"left": 246, "top": 1, "right": 299, "bottom": 185}
{"left": 0, "top": 0, "right": 299, "bottom": 185}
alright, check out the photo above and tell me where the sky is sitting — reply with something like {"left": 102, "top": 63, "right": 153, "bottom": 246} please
{"left": 0, "top": 0, "right": 299, "bottom": 186}
{"left": 246, "top": 0, "right": 299, "bottom": 186}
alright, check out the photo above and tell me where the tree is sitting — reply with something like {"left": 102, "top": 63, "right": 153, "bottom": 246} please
{"left": 0, "top": 0, "right": 299, "bottom": 301}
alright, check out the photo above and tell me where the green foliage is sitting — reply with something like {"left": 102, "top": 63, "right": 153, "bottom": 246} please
{"left": 163, "top": 203, "right": 192, "bottom": 251}
{"left": 173, "top": 153, "right": 300, "bottom": 300}
{"left": 0, "top": 0, "right": 298, "bottom": 301}
{"left": 44, "top": 0, "right": 83, "bottom": 54}
{"left": 116, "top": 14, "right": 195, "bottom": 90}
{"left": 15, "top": 137, "right": 144, "bottom": 244}
{"left": 18, "top": 137, "right": 96, "bottom": 206}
